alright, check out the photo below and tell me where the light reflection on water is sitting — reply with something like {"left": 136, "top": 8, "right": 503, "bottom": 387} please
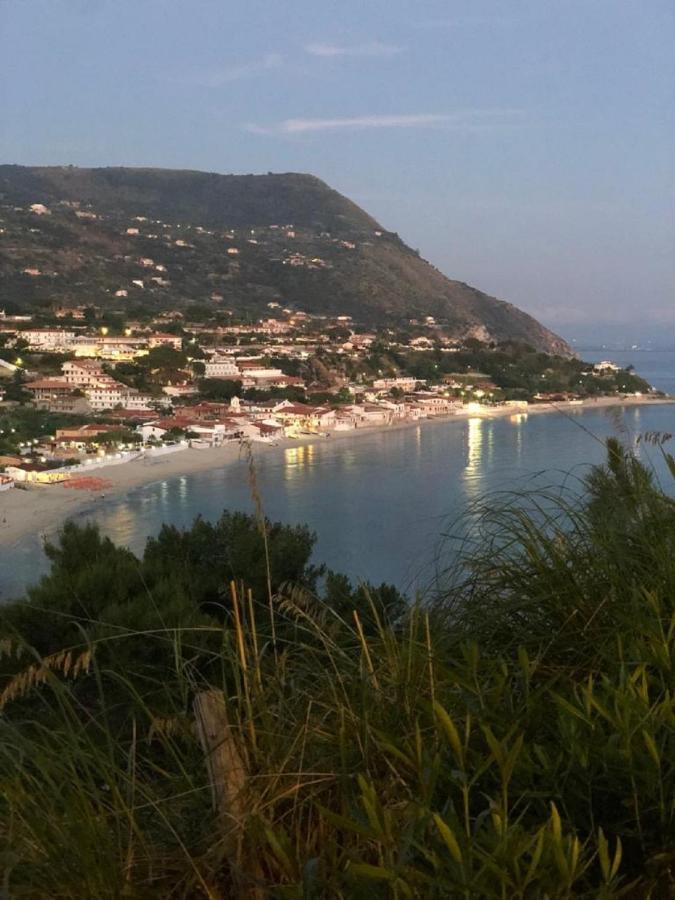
{"left": 464, "top": 417, "right": 484, "bottom": 494}
{"left": 283, "top": 443, "right": 317, "bottom": 480}
{"left": 2, "top": 403, "right": 674, "bottom": 599}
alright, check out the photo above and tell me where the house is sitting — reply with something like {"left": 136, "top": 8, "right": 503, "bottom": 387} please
{"left": 62, "top": 359, "right": 110, "bottom": 389}
{"left": 409, "top": 393, "right": 457, "bottom": 414}
{"left": 86, "top": 384, "right": 157, "bottom": 412}
{"left": 203, "top": 358, "right": 241, "bottom": 379}
{"left": 54, "top": 425, "right": 111, "bottom": 448}
{"left": 333, "top": 410, "right": 358, "bottom": 431}
{"left": 21, "top": 328, "right": 76, "bottom": 350}
{"left": 593, "top": 360, "right": 620, "bottom": 374}
{"left": 272, "top": 404, "right": 335, "bottom": 432}
{"left": 138, "top": 416, "right": 245, "bottom": 446}
{"left": 174, "top": 400, "right": 246, "bottom": 421}
{"left": 4, "top": 463, "right": 69, "bottom": 484}
{"left": 148, "top": 333, "right": 183, "bottom": 350}
{"left": 162, "top": 384, "right": 198, "bottom": 398}
{"left": 54, "top": 306, "right": 86, "bottom": 319}
{"left": 25, "top": 378, "right": 92, "bottom": 414}
{"left": 238, "top": 367, "right": 285, "bottom": 387}
{"left": 71, "top": 335, "right": 148, "bottom": 361}
{"left": 360, "top": 404, "right": 393, "bottom": 425}
{"left": 25, "top": 378, "right": 78, "bottom": 403}
{"left": 373, "top": 377, "right": 418, "bottom": 392}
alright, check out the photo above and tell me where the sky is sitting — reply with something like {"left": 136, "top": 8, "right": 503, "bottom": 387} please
{"left": 1, "top": 0, "right": 673, "bottom": 345}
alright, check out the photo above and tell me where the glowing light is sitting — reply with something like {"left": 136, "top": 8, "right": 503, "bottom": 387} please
{"left": 124, "top": 328, "right": 132, "bottom": 336}
{"left": 100, "top": 326, "right": 109, "bottom": 336}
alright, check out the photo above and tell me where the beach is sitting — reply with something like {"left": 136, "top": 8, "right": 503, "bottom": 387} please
{"left": 1, "top": 395, "right": 673, "bottom": 549}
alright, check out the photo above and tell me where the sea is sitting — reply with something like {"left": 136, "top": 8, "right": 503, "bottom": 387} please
{"left": 1, "top": 350, "right": 674, "bottom": 601}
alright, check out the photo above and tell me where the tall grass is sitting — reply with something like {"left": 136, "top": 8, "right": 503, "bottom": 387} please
{"left": 0, "top": 438, "right": 673, "bottom": 897}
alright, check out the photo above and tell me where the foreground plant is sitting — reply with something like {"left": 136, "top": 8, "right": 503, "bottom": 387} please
{"left": 0, "top": 440, "right": 673, "bottom": 897}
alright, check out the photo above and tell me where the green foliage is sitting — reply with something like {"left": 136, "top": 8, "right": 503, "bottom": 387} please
{"left": 92, "top": 427, "right": 141, "bottom": 446}
{"left": 390, "top": 341, "right": 652, "bottom": 400}
{"left": 0, "top": 406, "right": 90, "bottom": 454}
{"left": 197, "top": 378, "right": 243, "bottom": 401}
{"left": 0, "top": 445, "right": 673, "bottom": 897}
{"left": 142, "top": 511, "right": 321, "bottom": 610}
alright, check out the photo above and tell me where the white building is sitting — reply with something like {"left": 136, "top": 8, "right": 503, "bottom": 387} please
{"left": 373, "top": 377, "right": 418, "bottom": 392}
{"left": 147, "top": 333, "right": 183, "bottom": 350}
{"left": 204, "top": 358, "right": 241, "bottom": 379}
{"left": 62, "top": 360, "right": 109, "bottom": 389}
{"left": 593, "top": 360, "right": 620, "bottom": 373}
{"left": 85, "top": 383, "right": 156, "bottom": 412}
{"left": 22, "top": 328, "right": 76, "bottom": 351}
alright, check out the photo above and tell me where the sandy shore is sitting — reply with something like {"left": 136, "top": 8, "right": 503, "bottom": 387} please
{"left": 1, "top": 395, "right": 673, "bottom": 548}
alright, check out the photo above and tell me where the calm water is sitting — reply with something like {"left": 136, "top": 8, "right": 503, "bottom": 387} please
{"left": 2, "top": 364, "right": 674, "bottom": 601}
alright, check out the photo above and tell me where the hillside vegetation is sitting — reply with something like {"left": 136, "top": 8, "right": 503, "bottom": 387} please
{"left": 0, "top": 165, "right": 570, "bottom": 353}
{"left": 0, "top": 439, "right": 673, "bottom": 897}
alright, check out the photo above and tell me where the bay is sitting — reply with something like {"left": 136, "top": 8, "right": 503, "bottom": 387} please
{"left": 2, "top": 397, "right": 674, "bottom": 600}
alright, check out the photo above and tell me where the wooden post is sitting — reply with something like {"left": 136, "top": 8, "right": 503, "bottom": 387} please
{"left": 193, "top": 689, "right": 264, "bottom": 896}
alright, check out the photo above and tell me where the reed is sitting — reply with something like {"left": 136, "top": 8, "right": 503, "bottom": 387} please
{"left": 0, "top": 439, "right": 672, "bottom": 897}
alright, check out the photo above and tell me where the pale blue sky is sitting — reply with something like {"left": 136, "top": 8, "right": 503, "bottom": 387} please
{"left": 1, "top": 0, "right": 673, "bottom": 342}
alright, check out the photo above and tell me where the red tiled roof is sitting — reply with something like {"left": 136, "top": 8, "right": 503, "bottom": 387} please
{"left": 25, "top": 378, "right": 71, "bottom": 390}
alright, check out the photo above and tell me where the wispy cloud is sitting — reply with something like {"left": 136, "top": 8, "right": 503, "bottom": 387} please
{"left": 169, "top": 53, "right": 283, "bottom": 88}
{"left": 413, "top": 16, "right": 513, "bottom": 29}
{"left": 305, "top": 41, "right": 402, "bottom": 58}
{"left": 246, "top": 109, "right": 524, "bottom": 136}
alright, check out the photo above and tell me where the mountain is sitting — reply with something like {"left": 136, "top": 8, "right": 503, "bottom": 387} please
{"left": 0, "top": 165, "right": 570, "bottom": 354}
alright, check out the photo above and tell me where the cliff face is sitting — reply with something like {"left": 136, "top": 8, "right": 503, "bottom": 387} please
{"left": 0, "top": 165, "right": 570, "bottom": 354}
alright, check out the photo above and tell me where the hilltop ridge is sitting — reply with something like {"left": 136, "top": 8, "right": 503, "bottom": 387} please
{"left": 0, "top": 165, "right": 570, "bottom": 354}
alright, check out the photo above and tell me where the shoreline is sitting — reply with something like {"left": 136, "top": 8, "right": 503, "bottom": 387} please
{"left": 1, "top": 395, "right": 673, "bottom": 549}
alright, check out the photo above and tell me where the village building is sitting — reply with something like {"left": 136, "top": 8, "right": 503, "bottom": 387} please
{"left": 203, "top": 358, "right": 241, "bottom": 379}
{"left": 21, "top": 328, "right": 77, "bottom": 351}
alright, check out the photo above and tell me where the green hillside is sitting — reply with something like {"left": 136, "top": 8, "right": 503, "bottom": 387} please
{"left": 0, "top": 165, "right": 570, "bottom": 353}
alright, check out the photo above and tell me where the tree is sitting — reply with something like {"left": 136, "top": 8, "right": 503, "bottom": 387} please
{"left": 198, "top": 379, "right": 242, "bottom": 401}
{"left": 142, "top": 511, "right": 320, "bottom": 610}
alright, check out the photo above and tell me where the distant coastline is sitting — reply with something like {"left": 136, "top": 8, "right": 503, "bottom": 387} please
{"left": 1, "top": 394, "right": 673, "bottom": 551}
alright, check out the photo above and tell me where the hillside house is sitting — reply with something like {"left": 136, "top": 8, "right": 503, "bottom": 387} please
{"left": 53, "top": 425, "right": 112, "bottom": 449}
{"left": 148, "top": 333, "right": 182, "bottom": 350}
{"left": 203, "top": 358, "right": 241, "bottom": 379}
{"left": 22, "top": 328, "right": 76, "bottom": 350}
{"left": 62, "top": 359, "right": 109, "bottom": 389}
